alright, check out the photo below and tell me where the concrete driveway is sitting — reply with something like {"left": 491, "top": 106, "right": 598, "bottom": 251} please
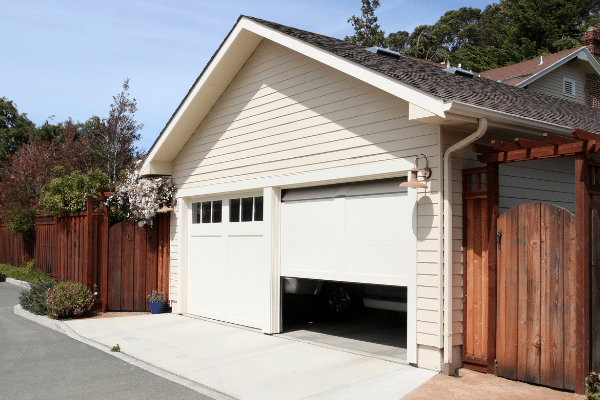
{"left": 63, "top": 313, "right": 436, "bottom": 400}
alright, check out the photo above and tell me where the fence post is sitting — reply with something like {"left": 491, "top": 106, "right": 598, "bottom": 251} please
{"left": 101, "top": 202, "right": 109, "bottom": 312}
{"left": 84, "top": 197, "right": 93, "bottom": 289}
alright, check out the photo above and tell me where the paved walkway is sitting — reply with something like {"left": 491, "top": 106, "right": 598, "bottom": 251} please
{"left": 61, "top": 313, "right": 436, "bottom": 400}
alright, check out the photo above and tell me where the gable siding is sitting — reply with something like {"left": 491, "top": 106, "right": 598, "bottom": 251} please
{"left": 170, "top": 39, "right": 444, "bottom": 364}
{"left": 527, "top": 63, "right": 587, "bottom": 105}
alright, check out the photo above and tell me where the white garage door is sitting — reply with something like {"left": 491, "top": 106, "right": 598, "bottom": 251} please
{"left": 187, "top": 193, "right": 267, "bottom": 329}
{"left": 281, "top": 178, "right": 416, "bottom": 286}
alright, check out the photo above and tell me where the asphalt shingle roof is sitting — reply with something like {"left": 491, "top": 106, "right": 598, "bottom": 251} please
{"left": 247, "top": 16, "right": 600, "bottom": 134}
{"left": 478, "top": 48, "right": 581, "bottom": 86}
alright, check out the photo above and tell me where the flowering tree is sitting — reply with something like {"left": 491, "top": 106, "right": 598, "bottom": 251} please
{"left": 109, "top": 166, "right": 175, "bottom": 225}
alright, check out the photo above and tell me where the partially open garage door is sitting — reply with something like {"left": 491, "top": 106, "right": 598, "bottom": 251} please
{"left": 186, "top": 193, "right": 267, "bottom": 330}
{"left": 281, "top": 178, "right": 416, "bottom": 286}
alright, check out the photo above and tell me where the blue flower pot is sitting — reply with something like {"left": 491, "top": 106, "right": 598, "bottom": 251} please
{"left": 149, "top": 301, "right": 166, "bottom": 314}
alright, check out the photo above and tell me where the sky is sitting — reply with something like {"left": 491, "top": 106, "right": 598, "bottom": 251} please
{"left": 2, "top": 0, "right": 492, "bottom": 153}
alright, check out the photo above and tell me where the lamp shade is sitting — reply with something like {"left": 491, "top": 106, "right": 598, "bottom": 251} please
{"left": 400, "top": 168, "right": 428, "bottom": 189}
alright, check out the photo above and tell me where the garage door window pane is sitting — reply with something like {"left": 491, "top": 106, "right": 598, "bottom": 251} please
{"left": 230, "top": 199, "right": 240, "bottom": 222}
{"left": 254, "top": 196, "right": 263, "bottom": 221}
{"left": 202, "top": 202, "right": 211, "bottom": 223}
{"left": 212, "top": 201, "right": 222, "bottom": 223}
{"left": 241, "top": 197, "right": 254, "bottom": 222}
{"left": 192, "top": 202, "right": 201, "bottom": 224}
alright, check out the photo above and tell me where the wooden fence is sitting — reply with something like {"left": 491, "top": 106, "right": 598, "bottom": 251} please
{"left": 0, "top": 221, "right": 34, "bottom": 267}
{"left": 3, "top": 197, "right": 170, "bottom": 312}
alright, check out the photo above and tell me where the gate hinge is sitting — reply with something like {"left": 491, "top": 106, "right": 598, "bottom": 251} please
{"left": 494, "top": 359, "right": 498, "bottom": 376}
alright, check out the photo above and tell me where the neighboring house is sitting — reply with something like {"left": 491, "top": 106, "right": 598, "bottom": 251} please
{"left": 141, "top": 16, "right": 600, "bottom": 394}
{"left": 480, "top": 26, "right": 600, "bottom": 109}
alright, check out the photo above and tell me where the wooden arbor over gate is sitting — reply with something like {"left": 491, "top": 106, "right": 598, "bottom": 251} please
{"left": 463, "top": 128, "right": 600, "bottom": 394}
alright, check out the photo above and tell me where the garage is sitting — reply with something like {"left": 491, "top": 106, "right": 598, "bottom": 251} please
{"left": 186, "top": 192, "right": 268, "bottom": 330}
{"left": 279, "top": 178, "right": 417, "bottom": 360}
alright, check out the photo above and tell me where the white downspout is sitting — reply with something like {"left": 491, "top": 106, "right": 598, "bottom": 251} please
{"left": 443, "top": 118, "right": 488, "bottom": 365}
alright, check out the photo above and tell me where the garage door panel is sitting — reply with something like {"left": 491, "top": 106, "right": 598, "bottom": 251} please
{"left": 281, "top": 244, "right": 341, "bottom": 275}
{"left": 282, "top": 199, "right": 342, "bottom": 245}
{"left": 345, "top": 196, "right": 408, "bottom": 246}
{"left": 345, "top": 244, "right": 408, "bottom": 279}
{"left": 227, "top": 294, "right": 263, "bottom": 327}
{"left": 281, "top": 179, "right": 416, "bottom": 287}
{"left": 228, "top": 235, "right": 265, "bottom": 259}
{"left": 188, "top": 290, "right": 226, "bottom": 318}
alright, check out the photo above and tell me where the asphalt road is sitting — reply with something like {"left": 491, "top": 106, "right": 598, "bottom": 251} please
{"left": 0, "top": 282, "right": 214, "bottom": 400}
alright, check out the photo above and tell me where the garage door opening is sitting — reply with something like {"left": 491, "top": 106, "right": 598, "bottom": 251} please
{"left": 280, "top": 278, "right": 408, "bottom": 361}
{"left": 279, "top": 177, "right": 414, "bottom": 361}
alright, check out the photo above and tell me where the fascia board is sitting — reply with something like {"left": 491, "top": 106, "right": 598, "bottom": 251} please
{"left": 516, "top": 47, "right": 600, "bottom": 88}
{"left": 241, "top": 19, "right": 446, "bottom": 117}
{"left": 445, "top": 101, "right": 572, "bottom": 135}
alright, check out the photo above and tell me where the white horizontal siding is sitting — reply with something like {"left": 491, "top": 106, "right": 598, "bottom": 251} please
{"left": 527, "top": 62, "right": 587, "bottom": 105}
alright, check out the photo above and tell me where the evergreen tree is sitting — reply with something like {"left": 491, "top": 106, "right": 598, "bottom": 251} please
{"left": 345, "top": 0, "right": 387, "bottom": 48}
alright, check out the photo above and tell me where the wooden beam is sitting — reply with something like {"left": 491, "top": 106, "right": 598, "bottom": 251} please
{"left": 574, "top": 153, "right": 591, "bottom": 394}
{"left": 492, "top": 140, "right": 521, "bottom": 152}
{"left": 544, "top": 132, "right": 579, "bottom": 145}
{"left": 472, "top": 143, "right": 497, "bottom": 154}
{"left": 478, "top": 141, "right": 587, "bottom": 164}
{"left": 486, "top": 163, "right": 499, "bottom": 375}
{"left": 515, "top": 137, "right": 546, "bottom": 148}
{"left": 573, "top": 128, "right": 600, "bottom": 143}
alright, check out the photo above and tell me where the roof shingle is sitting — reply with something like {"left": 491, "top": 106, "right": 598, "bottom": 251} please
{"left": 247, "top": 16, "right": 600, "bottom": 134}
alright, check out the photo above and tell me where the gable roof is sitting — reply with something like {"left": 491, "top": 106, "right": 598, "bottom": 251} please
{"left": 478, "top": 48, "right": 581, "bottom": 86}
{"left": 142, "top": 16, "right": 600, "bottom": 175}
{"left": 478, "top": 47, "right": 600, "bottom": 87}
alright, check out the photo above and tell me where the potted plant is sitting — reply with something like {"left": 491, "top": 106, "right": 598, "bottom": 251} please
{"left": 147, "top": 290, "right": 166, "bottom": 314}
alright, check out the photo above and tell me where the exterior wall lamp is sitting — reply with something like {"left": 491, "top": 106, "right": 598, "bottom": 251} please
{"left": 400, "top": 154, "right": 432, "bottom": 189}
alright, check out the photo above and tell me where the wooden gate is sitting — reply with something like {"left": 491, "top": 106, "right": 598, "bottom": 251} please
{"left": 496, "top": 203, "right": 577, "bottom": 391}
{"left": 107, "top": 213, "right": 170, "bottom": 312}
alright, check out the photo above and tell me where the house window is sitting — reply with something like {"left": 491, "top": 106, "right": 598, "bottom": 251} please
{"left": 191, "top": 201, "right": 222, "bottom": 224}
{"left": 229, "top": 196, "right": 263, "bottom": 222}
{"left": 563, "top": 77, "right": 576, "bottom": 98}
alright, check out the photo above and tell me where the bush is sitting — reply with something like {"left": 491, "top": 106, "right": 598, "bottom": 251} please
{"left": 19, "top": 278, "right": 56, "bottom": 315}
{"left": 46, "top": 281, "right": 94, "bottom": 319}
{"left": 587, "top": 372, "right": 600, "bottom": 400}
{"left": 0, "top": 260, "right": 50, "bottom": 283}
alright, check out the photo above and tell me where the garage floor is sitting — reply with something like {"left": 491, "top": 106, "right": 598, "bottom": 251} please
{"left": 281, "top": 300, "right": 407, "bottom": 362}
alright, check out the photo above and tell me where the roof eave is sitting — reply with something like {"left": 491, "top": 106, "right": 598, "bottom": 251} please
{"left": 444, "top": 101, "right": 572, "bottom": 135}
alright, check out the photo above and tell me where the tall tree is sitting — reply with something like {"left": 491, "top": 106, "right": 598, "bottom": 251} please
{"left": 88, "top": 79, "right": 142, "bottom": 186}
{"left": 0, "top": 98, "right": 36, "bottom": 161}
{"left": 345, "top": 0, "right": 387, "bottom": 48}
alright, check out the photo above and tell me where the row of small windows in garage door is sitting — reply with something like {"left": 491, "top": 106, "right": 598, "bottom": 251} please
{"left": 192, "top": 196, "right": 263, "bottom": 224}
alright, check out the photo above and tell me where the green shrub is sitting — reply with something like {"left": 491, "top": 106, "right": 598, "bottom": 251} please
{"left": 46, "top": 281, "right": 94, "bottom": 319}
{"left": 40, "top": 167, "right": 108, "bottom": 215}
{"left": 0, "top": 261, "right": 50, "bottom": 283}
{"left": 19, "top": 278, "right": 56, "bottom": 315}
{"left": 587, "top": 372, "right": 600, "bottom": 400}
